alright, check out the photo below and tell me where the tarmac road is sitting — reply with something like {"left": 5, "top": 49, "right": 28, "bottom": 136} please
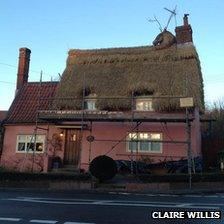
{"left": 0, "top": 188, "right": 223, "bottom": 224}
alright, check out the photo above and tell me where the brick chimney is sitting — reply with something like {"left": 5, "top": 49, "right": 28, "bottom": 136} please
{"left": 175, "top": 14, "right": 193, "bottom": 44}
{"left": 16, "top": 47, "right": 31, "bottom": 91}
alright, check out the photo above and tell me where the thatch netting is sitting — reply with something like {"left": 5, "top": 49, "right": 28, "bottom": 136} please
{"left": 53, "top": 43, "right": 204, "bottom": 112}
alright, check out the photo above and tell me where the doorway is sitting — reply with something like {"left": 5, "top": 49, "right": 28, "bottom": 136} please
{"left": 64, "top": 129, "right": 82, "bottom": 166}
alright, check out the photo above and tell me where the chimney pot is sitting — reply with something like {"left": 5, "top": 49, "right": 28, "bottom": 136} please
{"left": 175, "top": 14, "right": 193, "bottom": 44}
{"left": 16, "top": 47, "right": 31, "bottom": 91}
{"left": 183, "top": 14, "right": 189, "bottom": 26}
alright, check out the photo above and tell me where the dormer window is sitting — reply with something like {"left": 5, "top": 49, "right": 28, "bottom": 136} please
{"left": 135, "top": 98, "right": 153, "bottom": 111}
{"left": 84, "top": 93, "right": 97, "bottom": 110}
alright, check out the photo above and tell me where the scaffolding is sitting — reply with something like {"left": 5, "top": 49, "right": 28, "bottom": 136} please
{"left": 21, "top": 71, "right": 50, "bottom": 173}
{"left": 23, "top": 72, "right": 197, "bottom": 189}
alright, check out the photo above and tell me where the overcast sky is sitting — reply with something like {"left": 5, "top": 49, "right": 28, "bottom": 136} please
{"left": 0, "top": 0, "right": 224, "bottom": 110}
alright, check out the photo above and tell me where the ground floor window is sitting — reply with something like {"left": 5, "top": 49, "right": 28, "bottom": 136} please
{"left": 127, "top": 132, "right": 162, "bottom": 153}
{"left": 135, "top": 98, "right": 153, "bottom": 111}
{"left": 16, "top": 135, "right": 45, "bottom": 153}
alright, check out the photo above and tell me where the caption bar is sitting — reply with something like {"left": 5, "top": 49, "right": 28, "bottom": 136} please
{"left": 151, "top": 211, "right": 221, "bottom": 219}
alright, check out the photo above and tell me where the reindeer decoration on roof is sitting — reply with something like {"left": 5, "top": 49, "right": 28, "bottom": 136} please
{"left": 149, "top": 6, "right": 177, "bottom": 50}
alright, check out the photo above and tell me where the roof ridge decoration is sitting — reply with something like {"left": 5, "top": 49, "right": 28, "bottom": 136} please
{"left": 66, "top": 45, "right": 198, "bottom": 68}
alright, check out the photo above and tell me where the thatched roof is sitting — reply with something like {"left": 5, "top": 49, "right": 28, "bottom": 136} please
{"left": 54, "top": 43, "right": 204, "bottom": 112}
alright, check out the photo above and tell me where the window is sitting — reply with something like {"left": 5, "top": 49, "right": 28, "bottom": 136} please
{"left": 16, "top": 135, "right": 45, "bottom": 153}
{"left": 127, "top": 132, "right": 162, "bottom": 153}
{"left": 84, "top": 94, "right": 97, "bottom": 110}
{"left": 135, "top": 98, "right": 153, "bottom": 111}
{"left": 84, "top": 100, "right": 96, "bottom": 110}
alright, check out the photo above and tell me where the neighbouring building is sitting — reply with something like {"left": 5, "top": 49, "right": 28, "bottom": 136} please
{"left": 0, "top": 110, "right": 7, "bottom": 158}
{"left": 0, "top": 15, "right": 204, "bottom": 173}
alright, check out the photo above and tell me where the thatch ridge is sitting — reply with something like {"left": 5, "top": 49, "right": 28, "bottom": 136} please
{"left": 54, "top": 43, "right": 204, "bottom": 112}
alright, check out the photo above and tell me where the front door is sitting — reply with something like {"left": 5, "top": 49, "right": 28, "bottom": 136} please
{"left": 64, "top": 129, "right": 82, "bottom": 166}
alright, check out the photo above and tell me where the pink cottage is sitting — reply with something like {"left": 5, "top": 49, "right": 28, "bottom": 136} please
{"left": 0, "top": 15, "right": 204, "bottom": 173}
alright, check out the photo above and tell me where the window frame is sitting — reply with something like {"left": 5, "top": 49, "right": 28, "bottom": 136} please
{"left": 135, "top": 97, "right": 154, "bottom": 111}
{"left": 84, "top": 93, "right": 97, "bottom": 111}
{"left": 126, "top": 132, "right": 162, "bottom": 153}
{"left": 16, "top": 134, "right": 45, "bottom": 154}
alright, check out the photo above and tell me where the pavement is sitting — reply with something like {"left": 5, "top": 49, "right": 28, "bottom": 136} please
{"left": 0, "top": 188, "right": 223, "bottom": 223}
{"left": 0, "top": 186, "right": 223, "bottom": 195}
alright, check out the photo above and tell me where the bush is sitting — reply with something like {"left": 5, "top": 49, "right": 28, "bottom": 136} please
{"left": 0, "top": 166, "right": 6, "bottom": 172}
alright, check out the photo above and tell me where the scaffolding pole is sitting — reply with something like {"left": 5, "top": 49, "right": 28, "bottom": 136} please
{"left": 130, "top": 91, "right": 134, "bottom": 174}
{"left": 88, "top": 121, "right": 93, "bottom": 164}
{"left": 186, "top": 107, "right": 192, "bottom": 189}
{"left": 31, "top": 71, "right": 43, "bottom": 173}
{"left": 184, "top": 73, "right": 193, "bottom": 189}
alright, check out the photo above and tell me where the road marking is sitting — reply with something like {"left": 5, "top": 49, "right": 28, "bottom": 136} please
{"left": 175, "top": 203, "right": 192, "bottom": 207}
{"left": 64, "top": 222, "right": 95, "bottom": 224}
{"left": 17, "top": 197, "right": 104, "bottom": 202}
{"left": 205, "top": 195, "right": 219, "bottom": 198}
{"left": 118, "top": 192, "right": 131, "bottom": 195}
{"left": 30, "top": 220, "right": 57, "bottom": 224}
{"left": 92, "top": 201, "right": 106, "bottom": 205}
{"left": 15, "top": 194, "right": 224, "bottom": 200}
{"left": 182, "top": 194, "right": 201, "bottom": 198}
{"left": 11, "top": 197, "right": 196, "bottom": 205}
{"left": 0, "top": 218, "right": 94, "bottom": 224}
{"left": 0, "top": 217, "right": 21, "bottom": 221}
{"left": 8, "top": 195, "right": 224, "bottom": 210}
{"left": 6, "top": 197, "right": 221, "bottom": 210}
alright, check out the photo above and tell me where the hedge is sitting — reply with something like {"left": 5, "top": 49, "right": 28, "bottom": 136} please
{"left": 137, "top": 173, "right": 224, "bottom": 183}
{"left": 0, "top": 171, "right": 91, "bottom": 181}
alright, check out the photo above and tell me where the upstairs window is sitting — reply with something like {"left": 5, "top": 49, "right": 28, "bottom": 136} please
{"left": 135, "top": 98, "right": 153, "bottom": 111}
{"left": 84, "top": 93, "right": 97, "bottom": 110}
{"left": 127, "top": 132, "right": 162, "bottom": 153}
{"left": 16, "top": 135, "right": 45, "bottom": 153}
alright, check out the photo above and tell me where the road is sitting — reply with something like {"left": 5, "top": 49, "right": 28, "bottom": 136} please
{"left": 0, "top": 189, "right": 223, "bottom": 223}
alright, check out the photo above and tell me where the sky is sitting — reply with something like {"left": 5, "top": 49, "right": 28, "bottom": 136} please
{"left": 0, "top": 0, "right": 224, "bottom": 110}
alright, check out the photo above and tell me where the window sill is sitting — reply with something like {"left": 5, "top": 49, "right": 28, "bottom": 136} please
{"left": 16, "top": 151, "right": 44, "bottom": 154}
{"left": 133, "top": 110, "right": 155, "bottom": 112}
{"left": 126, "top": 150, "right": 162, "bottom": 154}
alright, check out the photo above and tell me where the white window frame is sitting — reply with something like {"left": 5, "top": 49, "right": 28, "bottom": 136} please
{"left": 135, "top": 98, "right": 154, "bottom": 111}
{"left": 126, "top": 132, "right": 162, "bottom": 153}
{"left": 84, "top": 94, "right": 97, "bottom": 110}
{"left": 16, "top": 135, "right": 45, "bottom": 153}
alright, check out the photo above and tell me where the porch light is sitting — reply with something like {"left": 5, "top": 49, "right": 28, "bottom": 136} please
{"left": 59, "top": 131, "right": 64, "bottom": 137}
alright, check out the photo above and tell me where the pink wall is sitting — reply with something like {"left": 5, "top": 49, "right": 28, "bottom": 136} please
{"left": 1, "top": 109, "right": 201, "bottom": 172}
{"left": 80, "top": 111, "right": 201, "bottom": 170}
{"left": 0, "top": 124, "right": 63, "bottom": 172}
